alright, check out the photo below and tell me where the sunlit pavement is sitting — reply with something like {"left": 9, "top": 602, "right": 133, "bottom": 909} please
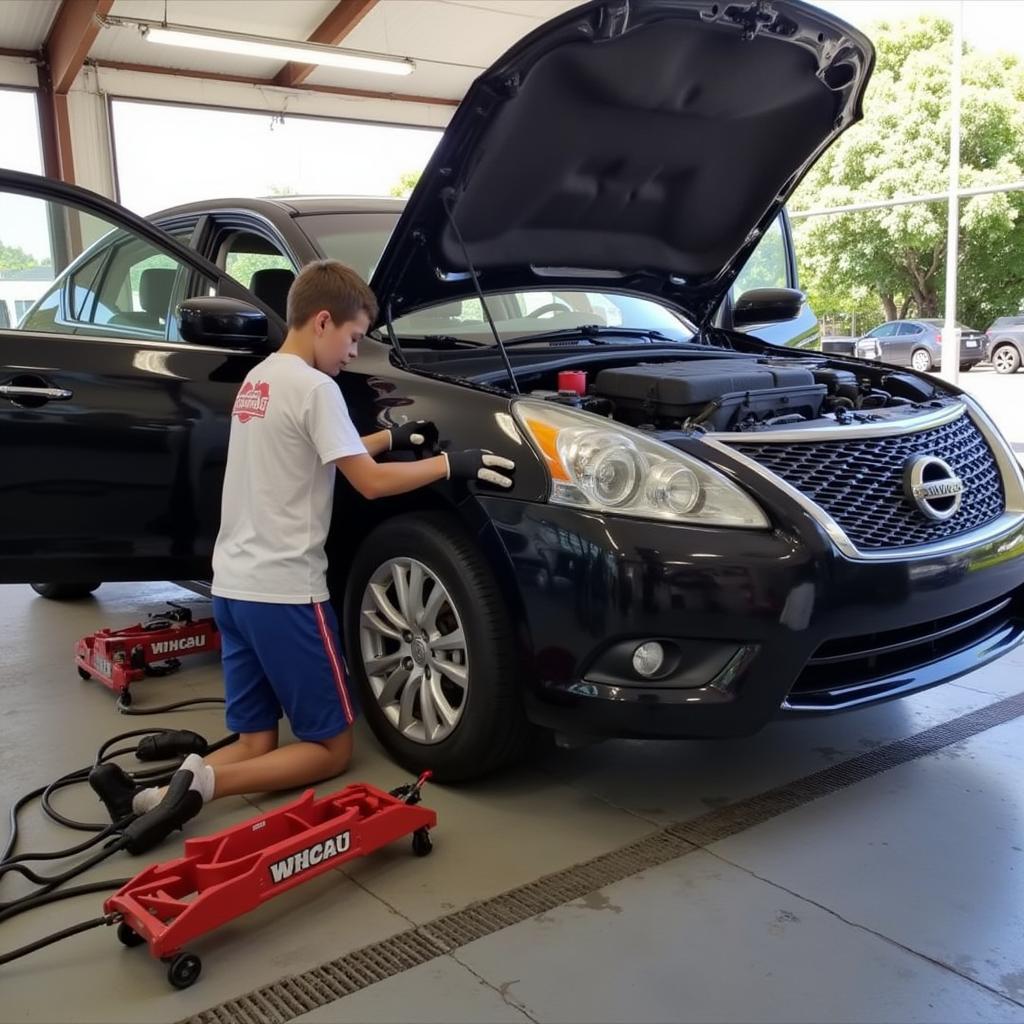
{"left": 948, "top": 365, "right": 1024, "bottom": 460}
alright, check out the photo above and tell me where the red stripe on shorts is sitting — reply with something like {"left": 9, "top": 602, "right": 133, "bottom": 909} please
{"left": 313, "top": 602, "right": 355, "bottom": 724}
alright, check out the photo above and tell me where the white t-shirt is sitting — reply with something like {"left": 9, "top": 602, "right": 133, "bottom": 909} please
{"left": 211, "top": 352, "right": 367, "bottom": 604}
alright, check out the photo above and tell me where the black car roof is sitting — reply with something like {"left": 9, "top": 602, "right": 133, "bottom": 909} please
{"left": 148, "top": 195, "right": 406, "bottom": 220}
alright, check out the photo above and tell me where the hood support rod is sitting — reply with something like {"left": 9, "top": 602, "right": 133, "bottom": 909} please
{"left": 440, "top": 188, "right": 520, "bottom": 394}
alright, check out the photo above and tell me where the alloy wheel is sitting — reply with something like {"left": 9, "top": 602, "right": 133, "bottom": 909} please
{"left": 358, "top": 558, "right": 469, "bottom": 744}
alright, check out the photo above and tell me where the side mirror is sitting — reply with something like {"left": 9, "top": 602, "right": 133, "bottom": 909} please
{"left": 733, "top": 287, "right": 805, "bottom": 327}
{"left": 178, "top": 296, "right": 268, "bottom": 349}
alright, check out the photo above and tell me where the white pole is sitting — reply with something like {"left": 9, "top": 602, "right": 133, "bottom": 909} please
{"left": 940, "top": 1, "right": 963, "bottom": 385}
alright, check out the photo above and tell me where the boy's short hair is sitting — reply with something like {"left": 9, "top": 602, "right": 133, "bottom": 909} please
{"left": 286, "top": 260, "right": 378, "bottom": 329}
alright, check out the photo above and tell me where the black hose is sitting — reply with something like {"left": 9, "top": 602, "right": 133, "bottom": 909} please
{"left": 0, "top": 914, "right": 116, "bottom": 966}
{"left": 1, "top": 823, "right": 122, "bottom": 866}
{"left": 0, "top": 843, "right": 123, "bottom": 904}
{"left": 0, "top": 879, "right": 130, "bottom": 928}
{"left": 116, "top": 696, "right": 225, "bottom": 716}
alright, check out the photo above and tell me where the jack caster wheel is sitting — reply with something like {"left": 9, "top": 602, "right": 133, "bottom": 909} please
{"left": 116, "top": 922, "right": 145, "bottom": 948}
{"left": 118, "top": 689, "right": 132, "bottom": 707}
{"left": 412, "top": 827, "right": 433, "bottom": 857}
{"left": 77, "top": 667, "right": 91, "bottom": 680}
{"left": 168, "top": 951, "right": 202, "bottom": 989}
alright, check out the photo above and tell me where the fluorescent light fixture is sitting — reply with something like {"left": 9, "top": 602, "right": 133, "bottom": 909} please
{"left": 129, "top": 21, "right": 414, "bottom": 76}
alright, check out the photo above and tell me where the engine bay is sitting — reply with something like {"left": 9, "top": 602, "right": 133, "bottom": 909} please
{"left": 515, "top": 353, "right": 951, "bottom": 434}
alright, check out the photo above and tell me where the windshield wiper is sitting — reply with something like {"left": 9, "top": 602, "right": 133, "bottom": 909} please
{"left": 500, "top": 325, "right": 693, "bottom": 348}
{"left": 406, "top": 334, "right": 488, "bottom": 349}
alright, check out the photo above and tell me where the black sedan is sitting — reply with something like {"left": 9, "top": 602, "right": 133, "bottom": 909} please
{"left": 3, "top": 0, "right": 1024, "bottom": 780}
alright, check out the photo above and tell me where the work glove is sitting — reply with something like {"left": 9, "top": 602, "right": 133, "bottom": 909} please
{"left": 388, "top": 420, "right": 439, "bottom": 454}
{"left": 444, "top": 450, "right": 516, "bottom": 489}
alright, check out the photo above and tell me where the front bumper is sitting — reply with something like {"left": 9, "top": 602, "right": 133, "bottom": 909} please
{"left": 477, "top": 439, "right": 1024, "bottom": 740}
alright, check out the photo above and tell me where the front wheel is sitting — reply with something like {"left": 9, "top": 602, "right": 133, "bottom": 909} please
{"left": 30, "top": 582, "right": 101, "bottom": 601}
{"left": 992, "top": 343, "right": 1022, "bottom": 375}
{"left": 345, "top": 512, "right": 530, "bottom": 782}
{"left": 911, "top": 348, "right": 933, "bottom": 373}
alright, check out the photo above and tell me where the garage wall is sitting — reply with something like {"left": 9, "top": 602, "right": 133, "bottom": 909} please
{"left": 0, "top": 55, "right": 37, "bottom": 89}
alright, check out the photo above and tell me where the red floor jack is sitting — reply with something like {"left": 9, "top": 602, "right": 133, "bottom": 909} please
{"left": 75, "top": 604, "right": 220, "bottom": 705}
{"left": 104, "top": 773, "right": 436, "bottom": 989}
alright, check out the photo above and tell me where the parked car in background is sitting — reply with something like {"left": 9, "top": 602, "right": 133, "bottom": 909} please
{"left": 820, "top": 335, "right": 857, "bottom": 357}
{"left": 985, "top": 316, "right": 1024, "bottom": 375}
{"left": 854, "top": 319, "right": 986, "bottom": 372}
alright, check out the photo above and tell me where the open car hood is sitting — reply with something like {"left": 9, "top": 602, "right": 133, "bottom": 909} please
{"left": 370, "top": 0, "right": 873, "bottom": 328}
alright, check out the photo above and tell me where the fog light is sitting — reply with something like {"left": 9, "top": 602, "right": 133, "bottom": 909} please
{"left": 632, "top": 641, "right": 665, "bottom": 678}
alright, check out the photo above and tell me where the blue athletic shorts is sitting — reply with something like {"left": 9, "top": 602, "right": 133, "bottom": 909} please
{"left": 212, "top": 597, "right": 359, "bottom": 741}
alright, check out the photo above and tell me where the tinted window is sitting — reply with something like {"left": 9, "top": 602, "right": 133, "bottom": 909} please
{"left": 896, "top": 323, "right": 921, "bottom": 336}
{"left": 3, "top": 188, "right": 201, "bottom": 342}
{"left": 222, "top": 230, "right": 294, "bottom": 289}
{"left": 297, "top": 212, "right": 397, "bottom": 281}
{"left": 731, "top": 215, "right": 789, "bottom": 298}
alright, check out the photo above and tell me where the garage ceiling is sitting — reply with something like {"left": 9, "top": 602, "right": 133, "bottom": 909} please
{"left": 1, "top": 0, "right": 584, "bottom": 103}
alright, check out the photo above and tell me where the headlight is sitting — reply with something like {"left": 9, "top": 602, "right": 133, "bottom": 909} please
{"left": 513, "top": 399, "right": 769, "bottom": 528}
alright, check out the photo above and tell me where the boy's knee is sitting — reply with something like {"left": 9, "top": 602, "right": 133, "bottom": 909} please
{"left": 237, "top": 730, "right": 278, "bottom": 757}
{"left": 320, "top": 731, "right": 353, "bottom": 774}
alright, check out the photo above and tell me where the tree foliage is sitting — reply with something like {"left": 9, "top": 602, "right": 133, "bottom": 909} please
{"left": 0, "top": 242, "right": 41, "bottom": 274}
{"left": 791, "top": 15, "right": 1024, "bottom": 330}
{"left": 389, "top": 170, "right": 421, "bottom": 198}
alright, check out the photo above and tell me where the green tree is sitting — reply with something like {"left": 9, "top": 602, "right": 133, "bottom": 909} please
{"left": 0, "top": 242, "right": 39, "bottom": 274}
{"left": 791, "top": 15, "right": 1024, "bottom": 329}
{"left": 389, "top": 170, "right": 421, "bottom": 198}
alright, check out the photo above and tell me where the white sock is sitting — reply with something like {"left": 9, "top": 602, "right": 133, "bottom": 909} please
{"left": 130, "top": 754, "right": 215, "bottom": 815}
{"left": 180, "top": 753, "right": 216, "bottom": 803}
{"left": 131, "top": 787, "right": 162, "bottom": 815}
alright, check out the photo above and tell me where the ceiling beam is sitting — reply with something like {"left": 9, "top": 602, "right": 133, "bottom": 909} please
{"left": 44, "top": 0, "right": 114, "bottom": 94}
{"left": 274, "top": 0, "right": 379, "bottom": 89}
{"left": 90, "top": 59, "right": 459, "bottom": 107}
{"left": 0, "top": 47, "right": 39, "bottom": 60}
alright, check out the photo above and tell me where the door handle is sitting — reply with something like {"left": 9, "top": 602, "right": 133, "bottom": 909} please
{"left": 0, "top": 385, "right": 73, "bottom": 401}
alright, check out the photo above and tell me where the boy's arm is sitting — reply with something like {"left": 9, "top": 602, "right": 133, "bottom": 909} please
{"left": 335, "top": 450, "right": 516, "bottom": 499}
{"left": 361, "top": 430, "right": 392, "bottom": 458}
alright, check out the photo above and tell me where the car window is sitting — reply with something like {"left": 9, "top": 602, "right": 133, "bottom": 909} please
{"left": 3, "top": 187, "right": 201, "bottom": 341}
{"left": 870, "top": 323, "right": 897, "bottom": 338}
{"left": 392, "top": 289, "right": 693, "bottom": 343}
{"left": 296, "top": 212, "right": 398, "bottom": 281}
{"left": 896, "top": 323, "right": 920, "bottom": 336}
{"left": 221, "top": 230, "right": 294, "bottom": 289}
{"left": 731, "top": 214, "right": 789, "bottom": 299}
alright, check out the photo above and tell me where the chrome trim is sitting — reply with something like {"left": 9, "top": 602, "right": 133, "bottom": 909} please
{"left": 706, "top": 400, "right": 965, "bottom": 443}
{"left": 0, "top": 385, "right": 72, "bottom": 401}
{"left": 702, "top": 403, "right": 1024, "bottom": 562}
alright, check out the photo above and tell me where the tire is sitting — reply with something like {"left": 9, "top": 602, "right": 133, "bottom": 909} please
{"left": 911, "top": 348, "right": 932, "bottom": 373}
{"left": 117, "top": 922, "right": 145, "bottom": 948}
{"left": 959, "top": 362, "right": 973, "bottom": 372}
{"left": 412, "top": 827, "right": 433, "bottom": 857}
{"left": 167, "top": 952, "right": 201, "bottom": 989}
{"left": 992, "top": 343, "right": 1022, "bottom": 375}
{"left": 30, "top": 582, "right": 101, "bottom": 601}
{"left": 344, "top": 512, "right": 530, "bottom": 782}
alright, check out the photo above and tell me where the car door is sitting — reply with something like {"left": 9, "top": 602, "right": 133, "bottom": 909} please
{"left": 891, "top": 322, "right": 920, "bottom": 364}
{"left": 719, "top": 210, "right": 820, "bottom": 348}
{"left": 0, "top": 170, "right": 283, "bottom": 585}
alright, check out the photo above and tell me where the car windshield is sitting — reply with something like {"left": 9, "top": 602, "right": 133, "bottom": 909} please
{"left": 296, "top": 210, "right": 693, "bottom": 345}
{"left": 390, "top": 290, "right": 694, "bottom": 344}
{"left": 919, "top": 319, "right": 972, "bottom": 329}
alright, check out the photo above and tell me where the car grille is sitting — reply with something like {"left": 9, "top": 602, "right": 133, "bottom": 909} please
{"left": 730, "top": 411, "right": 1005, "bottom": 550}
{"left": 788, "top": 593, "right": 1019, "bottom": 708}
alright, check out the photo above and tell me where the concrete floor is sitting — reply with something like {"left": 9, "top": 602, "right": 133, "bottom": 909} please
{"left": 0, "top": 581, "right": 1022, "bottom": 1024}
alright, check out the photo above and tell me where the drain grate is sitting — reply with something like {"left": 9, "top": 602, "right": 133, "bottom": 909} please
{"left": 184, "top": 689, "right": 1024, "bottom": 1024}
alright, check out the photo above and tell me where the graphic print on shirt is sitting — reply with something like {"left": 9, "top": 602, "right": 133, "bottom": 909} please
{"left": 233, "top": 381, "right": 271, "bottom": 423}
